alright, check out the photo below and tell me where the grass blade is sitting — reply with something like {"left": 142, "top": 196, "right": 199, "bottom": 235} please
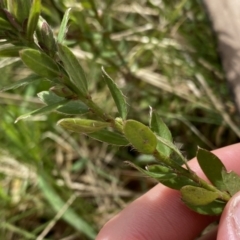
{"left": 38, "top": 175, "right": 96, "bottom": 239}
{"left": 26, "top": 0, "right": 41, "bottom": 40}
{"left": 0, "top": 75, "right": 42, "bottom": 92}
{"left": 57, "top": 8, "right": 71, "bottom": 43}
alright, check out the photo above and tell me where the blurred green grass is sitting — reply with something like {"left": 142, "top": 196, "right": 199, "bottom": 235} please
{"left": 0, "top": 0, "right": 239, "bottom": 239}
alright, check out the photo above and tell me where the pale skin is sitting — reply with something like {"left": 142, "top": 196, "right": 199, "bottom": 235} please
{"left": 96, "top": 143, "right": 240, "bottom": 240}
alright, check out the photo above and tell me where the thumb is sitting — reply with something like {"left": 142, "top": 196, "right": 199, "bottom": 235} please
{"left": 217, "top": 191, "right": 240, "bottom": 239}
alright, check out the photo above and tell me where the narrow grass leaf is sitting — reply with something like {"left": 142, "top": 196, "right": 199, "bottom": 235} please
{"left": 58, "top": 43, "right": 88, "bottom": 96}
{"left": 150, "top": 111, "right": 172, "bottom": 157}
{"left": 0, "top": 75, "right": 41, "bottom": 92}
{"left": 57, "top": 118, "right": 110, "bottom": 133}
{"left": 38, "top": 175, "right": 96, "bottom": 239}
{"left": 181, "top": 185, "right": 219, "bottom": 206}
{"left": 123, "top": 120, "right": 157, "bottom": 154}
{"left": 222, "top": 169, "right": 240, "bottom": 196}
{"left": 0, "top": 46, "right": 25, "bottom": 57}
{"left": 197, "top": 148, "right": 226, "bottom": 190}
{"left": 57, "top": 8, "right": 71, "bottom": 43}
{"left": 26, "top": 0, "right": 41, "bottom": 40}
{"left": 20, "top": 49, "right": 60, "bottom": 78}
{"left": 15, "top": 100, "right": 68, "bottom": 123}
{"left": 88, "top": 129, "right": 129, "bottom": 146}
{"left": 102, "top": 67, "right": 127, "bottom": 119}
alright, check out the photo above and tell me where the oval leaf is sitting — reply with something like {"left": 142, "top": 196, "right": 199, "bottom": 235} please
{"left": 222, "top": 169, "right": 240, "bottom": 196}
{"left": 88, "top": 129, "right": 129, "bottom": 146}
{"left": 102, "top": 67, "right": 128, "bottom": 120}
{"left": 58, "top": 43, "right": 88, "bottom": 96}
{"left": 181, "top": 185, "right": 219, "bottom": 206}
{"left": 20, "top": 49, "right": 60, "bottom": 78}
{"left": 38, "top": 91, "right": 89, "bottom": 115}
{"left": 197, "top": 148, "right": 226, "bottom": 190}
{"left": 183, "top": 200, "right": 226, "bottom": 216}
{"left": 57, "top": 118, "right": 109, "bottom": 133}
{"left": 160, "top": 175, "right": 198, "bottom": 190}
{"left": 126, "top": 162, "right": 176, "bottom": 180}
{"left": 123, "top": 120, "right": 157, "bottom": 154}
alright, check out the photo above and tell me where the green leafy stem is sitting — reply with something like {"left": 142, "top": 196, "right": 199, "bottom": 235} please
{"left": 0, "top": 0, "right": 239, "bottom": 217}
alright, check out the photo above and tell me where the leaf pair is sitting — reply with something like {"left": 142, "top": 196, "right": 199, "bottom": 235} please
{"left": 197, "top": 148, "right": 240, "bottom": 197}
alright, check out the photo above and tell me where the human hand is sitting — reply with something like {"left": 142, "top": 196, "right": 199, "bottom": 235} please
{"left": 96, "top": 143, "right": 240, "bottom": 240}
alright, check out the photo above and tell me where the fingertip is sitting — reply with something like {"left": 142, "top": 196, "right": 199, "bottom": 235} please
{"left": 218, "top": 191, "right": 240, "bottom": 240}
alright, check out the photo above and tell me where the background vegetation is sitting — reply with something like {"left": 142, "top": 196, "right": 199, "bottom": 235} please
{"left": 0, "top": 0, "right": 239, "bottom": 239}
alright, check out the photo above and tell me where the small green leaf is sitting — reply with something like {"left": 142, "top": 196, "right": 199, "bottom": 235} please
{"left": 156, "top": 135, "right": 185, "bottom": 165}
{"left": 58, "top": 43, "right": 88, "bottom": 96}
{"left": 150, "top": 111, "right": 172, "bottom": 141}
{"left": 20, "top": 49, "right": 60, "bottom": 78}
{"left": 57, "top": 8, "right": 71, "bottom": 43}
{"left": 184, "top": 200, "right": 226, "bottom": 216}
{"left": 160, "top": 175, "right": 198, "bottom": 190}
{"left": 126, "top": 162, "right": 176, "bottom": 180}
{"left": 26, "top": 0, "right": 41, "bottom": 40}
{"left": 123, "top": 120, "right": 157, "bottom": 154}
{"left": 15, "top": 99, "right": 68, "bottom": 123}
{"left": 126, "top": 162, "right": 197, "bottom": 189}
{"left": 197, "top": 148, "right": 226, "bottom": 190}
{"left": 222, "top": 169, "right": 240, "bottom": 196}
{"left": 58, "top": 101, "right": 89, "bottom": 115}
{"left": 150, "top": 111, "right": 172, "bottom": 157}
{"left": 38, "top": 91, "right": 89, "bottom": 115}
{"left": 0, "top": 46, "right": 25, "bottom": 57}
{"left": 88, "top": 129, "right": 129, "bottom": 146}
{"left": 147, "top": 164, "right": 198, "bottom": 189}
{"left": 0, "top": 75, "right": 42, "bottom": 92}
{"left": 102, "top": 67, "right": 128, "bottom": 120}
{"left": 181, "top": 185, "right": 219, "bottom": 206}
{"left": 57, "top": 118, "right": 110, "bottom": 133}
